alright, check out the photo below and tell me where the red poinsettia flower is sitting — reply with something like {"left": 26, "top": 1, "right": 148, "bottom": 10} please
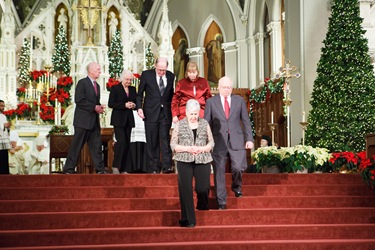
{"left": 133, "top": 73, "right": 141, "bottom": 79}
{"left": 3, "top": 109, "right": 16, "bottom": 120}
{"left": 15, "top": 103, "right": 31, "bottom": 118}
{"left": 57, "top": 76, "right": 73, "bottom": 87}
{"left": 106, "top": 78, "right": 120, "bottom": 91}
{"left": 16, "top": 88, "right": 26, "bottom": 97}
{"left": 30, "top": 70, "right": 48, "bottom": 82}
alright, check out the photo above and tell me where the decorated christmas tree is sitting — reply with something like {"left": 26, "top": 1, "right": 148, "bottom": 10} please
{"left": 18, "top": 38, "right": 31, "bottom": 85}
{"left": 305, "top": 0, "right": 375, "bottom": 152}
{"left": 108, "top": 30, "right": 124, "bottom": 78}
{"left": 145, "top": 43, "right": 155, "bottom": 69}
{"left": 52, "top": 26, "right": 71, "bottom": 76}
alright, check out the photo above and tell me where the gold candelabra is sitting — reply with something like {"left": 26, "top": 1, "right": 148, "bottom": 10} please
{"left": 37, "top": 65, "right": 57, "bottom": 106}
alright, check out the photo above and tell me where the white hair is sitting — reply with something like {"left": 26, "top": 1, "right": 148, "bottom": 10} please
{"left": 186, "top": 99, "right": 200, "bottom": 113}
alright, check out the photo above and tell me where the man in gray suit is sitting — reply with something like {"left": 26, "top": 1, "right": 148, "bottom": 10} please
{"left": 204, "top": 76, "right": 254, "bottom": 209}
{"left": 63, "top": 62, "right": 106, "bottom": 174}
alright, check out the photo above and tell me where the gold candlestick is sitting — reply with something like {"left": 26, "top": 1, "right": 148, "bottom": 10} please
{"left": 299, "top": 122, "right": 309, "bottom": 145}
{"left": 268, "top": 123, "right": 278, "bottom": 146}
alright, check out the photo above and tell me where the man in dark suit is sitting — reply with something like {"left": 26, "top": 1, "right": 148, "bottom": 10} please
{"left": 108, "top": 70, "right": 136, "bottom": 174}
{"left": 63, "top": 62, "right": 107, "bottom": 174}
{"left": 136, "top": 57, "right": 175, "bottom": 173}
{"left": 204, "top": 76, "right": 254, "bottom": 209}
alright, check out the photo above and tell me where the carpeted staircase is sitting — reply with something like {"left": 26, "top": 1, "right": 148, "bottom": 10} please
{"left": 0, "top": 173, "right": 375, "bottom": 249}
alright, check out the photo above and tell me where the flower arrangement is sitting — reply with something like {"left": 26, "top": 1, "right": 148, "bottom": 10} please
{"left": 39, "top": 104, "right": 55, "bottom": 122}
{"left": 3, "top": 109, "right": 16, "bottom": 120}
{"left": 251, "top": 146, "right": 282, "bottom": 172}
{"left": 48, "top": 125, "right": 69, "bottom": 135}
{"left": 16, "top": 87, "right": 26, "bottom": 98}
{"left": 15, "top": 103, "right": 31, "bottom": 119}
{"left": 329, "top": 151, "right": 360, "bottom": 172}
{"left": 106, "top": 77, "right": 120, "bottom": 91}
{"left": 57, "top": 76, "right": 73, "bottom": 91}
{"left": 359, "top": 155, "right": 375, "bottom": 189}
{"left": 252, "top": 145, "right": 332, "bottom": 173}
{"left": 282, "top": 145, "right": 331, "bottom": 173}
{"left": 30, "top": 70, "right": 48, "bottom": 82}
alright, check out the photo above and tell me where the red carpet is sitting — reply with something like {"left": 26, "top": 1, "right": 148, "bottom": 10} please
{"left": 0, "top": 173, "right": 374, "bottom": 249}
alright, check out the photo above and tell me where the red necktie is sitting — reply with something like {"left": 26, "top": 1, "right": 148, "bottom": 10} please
{"left": 93, "top": 81, "right": 98, "bottom": 95}
{"left": 224, "top": 97, "right": 230, "bottom": 119}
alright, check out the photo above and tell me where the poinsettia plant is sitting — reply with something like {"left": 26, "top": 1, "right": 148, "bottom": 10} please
{"left": 15, "top": 102, "right": 31, "bottom": 118}
{"left": 106, "top": 77, "right": 120, "bottom": 91}
{"left": 359, "top": 154, "right": 375, "bottom": 189}
{"left": 3, "top": 109, "right": 16, "bottom": 120}
{"left": 329, "top": 151, "right": 359, "bottom": 172}
{"left": 30, "top": 70, "right": 48, "bottom": 82}
{"left": 16, "top": 87, "right": 26, "bottom": 98}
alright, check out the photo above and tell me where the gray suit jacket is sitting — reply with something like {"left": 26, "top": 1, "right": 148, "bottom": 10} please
{"left": 73, "top": 77, "right": 101, "bottom": 130}
{"left": 204, "top": 94, "right": 254, "bottom": 151}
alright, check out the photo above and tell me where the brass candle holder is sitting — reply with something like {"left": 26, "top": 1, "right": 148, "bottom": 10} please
{"left": 268, "top": 123, "right": 278, "bottom": 146}
{"left": 299, "top": 122, "right": 309, "bottom": 145}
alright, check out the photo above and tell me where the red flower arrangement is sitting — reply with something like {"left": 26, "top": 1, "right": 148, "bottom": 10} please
{"left": 359, "top": 155, "right": 375, "bottom": 189}
{"left": 3, "top": 109, "right": 16, "bottom": 120}
{"left": 30, "top": 70, "right": 48, "bottom": 82}
{"left": 39, "top": 103, "right": 55, "bottom": 122}
{"left": 106, "top": 77, "right": 120, "bottom": 91}
{"left": 15, "top": 103, "right": 31, "bottom": 118}
{"left": 16, "top": 87, "right": 26, "bottom": 98}
{"left": 133, "top": 73, "right": 141, "bottom": 79}
{"left": 57, "top": 76, "right": 73, "bottom": 92}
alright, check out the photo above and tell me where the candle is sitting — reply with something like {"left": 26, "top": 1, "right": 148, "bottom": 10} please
{"left": 302, "top": 111, "right": 305, "bottom": 122}
{"left": 271, "top": 111, "right": 274, "bottom": 124}
{"left": 37, "top": 93, "right": 40, "bottom": 104}
{"left": 58, "top": 103, "right": 61, "bottom": 125}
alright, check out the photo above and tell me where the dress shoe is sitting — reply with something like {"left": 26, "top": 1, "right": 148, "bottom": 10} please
{"left": 179, "top": 219, "right": 195, "bottom": 228}
{"left": 62, "top": 171, "right": 75, "bottom": 174}
{"left": 112, "top": 168, "right": 120, "bottom": 174}
{"left": 234, "top": 191, "right": 243, "bottom": 198}
{"left": 96, "top": 170, "right": 107, "bottom": 174}
{"left": 163, "top": 168, "right": 174, "bottom": 174}
{"left": 218, "top": 204, "right": 227, "bottom": 210}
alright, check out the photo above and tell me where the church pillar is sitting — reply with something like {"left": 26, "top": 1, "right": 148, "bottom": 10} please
{"left": 284, "top": 0, "right": 303, "bottom": 147}
{"left": 255, "top": 33, "right": 265, "bottom": 83}
{"left": 186, "top": 47, "right": 205, "bottom": 76}
{"left": 248, "top": 36, "right": 257, "bottom": 89}
{"left": 0, "top": 0, "right": 17, "bottom": 107}
{"left": 233, "top": 39, "right": 249, "bottom": 88}
{"left": 267, "top": 21, "right": 282, "bottom": 76}
{"left": 222, "top": 42, "right": 238, "bottom": 87}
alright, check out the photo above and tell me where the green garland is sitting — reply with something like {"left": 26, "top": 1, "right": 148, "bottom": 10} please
{"left": 248, "top": 78, "right": 285, "bottom": 137}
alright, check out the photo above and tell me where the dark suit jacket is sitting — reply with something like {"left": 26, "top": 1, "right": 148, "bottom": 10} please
{"left": 108, "top": 84, "right": 136, "bottom": 128}
{"left": 204, "top": 94, "right": 254, "bottom": 151}
{"left": 136, "top": 69, "right": 175, "bottom": 123}
{"left": 73, "top": 77, "right": 101, "bottom": 130}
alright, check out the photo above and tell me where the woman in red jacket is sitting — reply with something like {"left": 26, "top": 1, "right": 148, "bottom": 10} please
{"left": 172, "top": 61, "right": 212, "bottom": 124}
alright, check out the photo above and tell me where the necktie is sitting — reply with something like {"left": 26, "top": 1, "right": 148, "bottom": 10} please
{"left": 224, "top": 97, "right": 230, "bottom": 119}
{"left": 159, "top": 76, "right": 165, "bottom": 96}
{"left": 93, "top": 81, "right": 98, "bottom": 96}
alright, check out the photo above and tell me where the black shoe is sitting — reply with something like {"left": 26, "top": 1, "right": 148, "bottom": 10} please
{"left": 62, "top": 171, "right": 75, "bottom": 174}
{"left": 96, "top": 170, "right": 107, "bottom": 174}
{"left": 179, "top": 219, "right": 195, "bottom": 228}
{"left": 163, "top": 168, "right": 174, "bottom": 174}
{"left": 234, "top": 191, "right": 243, "bottom": 198}
{"left": 218, "top": 204, "right": 227, "bottom": 210}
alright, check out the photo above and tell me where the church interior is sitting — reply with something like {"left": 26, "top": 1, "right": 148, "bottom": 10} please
{"left": 1, "top": 0, "right": 375, "bottom": 248}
